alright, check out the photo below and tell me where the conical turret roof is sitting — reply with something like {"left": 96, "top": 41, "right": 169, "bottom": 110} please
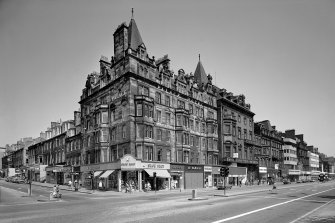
{"left": 128, "top": 18, "right": 145, "bottom": 50}
{"left": 194, "top": 57, "right": 208, "bottom": 86}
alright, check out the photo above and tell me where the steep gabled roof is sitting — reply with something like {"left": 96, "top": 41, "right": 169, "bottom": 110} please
{"left": 128, "top": 18, "right": 145, "bottom": 50}
{"left": 194, "top": 58, "right": 208, "bottom": 86}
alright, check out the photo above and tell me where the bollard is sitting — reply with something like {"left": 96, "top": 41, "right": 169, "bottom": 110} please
{"left": 27, "top": 182, "right": 32, "bottom": 196}
{"left": 192, "top": 189, "right": 197, "bottom": 199}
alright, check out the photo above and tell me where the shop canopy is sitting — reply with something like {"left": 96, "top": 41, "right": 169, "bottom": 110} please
{"left": 93, "top": 171, "right": 103, "bottom": 177}
{"left": 144, "top": 169, "right": 171, "bottom": 178}
{"left": 99, "top": 170, "right": 114, "bottom": 178}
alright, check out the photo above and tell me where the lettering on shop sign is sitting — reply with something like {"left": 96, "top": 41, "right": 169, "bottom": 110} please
{"left": 142, "top": 163, "right": 169, "bottom": 169}
{"left": 187, "top": 166, "right": 202, "bottom": 170}
{"left": 204, "top": 166, "right": 212, "bottom": 172}
{"left": 121, "top": 163, "right": 136, "bottom": 167}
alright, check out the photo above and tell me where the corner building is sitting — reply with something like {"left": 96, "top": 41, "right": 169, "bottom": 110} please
{"left": 79, "top": 16, "right": 219, "bottom": 192}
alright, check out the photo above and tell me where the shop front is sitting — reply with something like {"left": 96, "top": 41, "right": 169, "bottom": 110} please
{"left": 45, "top": 165, "right": 65, "bottom": 185}
{"left": 258, "top": 167, "right": 267, "bottom": 184}
{"left": 141, "top": 162, "right": 171, "bottom": 191}
{"left": 288, "top": 169, "right": 300, "bottom": 182}
{"left": 228, "top": 166, "right": 247, "bottom": 186}
{"left": 204, "top": 166, "right": 213, "bottom": 188}
{"left": 212, "top": 166, "right": 221, "bottom": 188}
{"left": 81, "top": 154, "right": 171, "bottom": 192}
{"left": 170, "top": 164, "right": 184, "bottom": 190}
{"left": 81, "top": 162, "right": 119, "bottom": 190}
{"left": 184, "top": 165, "right": 204, "bottom": 189}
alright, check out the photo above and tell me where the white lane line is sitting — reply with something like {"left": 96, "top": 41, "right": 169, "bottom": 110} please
{"left": 288, "top": 199, "right": 335, "bottom": 223}
{"left": 211, "top": 187, "right": 335, "bottom": 223}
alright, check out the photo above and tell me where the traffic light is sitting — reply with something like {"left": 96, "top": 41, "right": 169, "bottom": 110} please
{"left": 220, "top": 167, "right": 225, "bottom": 177}
{"left": 153, "top": 172, "right": 157, "bottom": 178}
{"left": 225, "top": 167, "right": 229, "bottom": 177}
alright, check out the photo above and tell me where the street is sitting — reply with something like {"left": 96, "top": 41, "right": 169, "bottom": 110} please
{"left": 1, "top": 180, "right": 334, "bottom": 223}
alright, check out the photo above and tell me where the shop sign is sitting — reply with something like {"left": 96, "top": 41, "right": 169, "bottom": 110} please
{"left": 141, "top": 162, "right": 170, "bottom": 169}
{"left": 170, "top": 164, "right": 184, "bottom": 171}
{"left": 259, "top": 167, "right": 267, "bottom": 173}
{"left": 121, "top": 154, "right": 140, "bottom": 170}
{"left": 185, "top": 165, "right": 204, "bottom": 172}
{"left": 288, "top": 170, "right": 301, "bottom": 175}
{"left": 81, "top": 162, "right": 120, "bottom": 172}
{"left": 204, "top": 166, "right": 212, "bottom": 172}
{"left": 212, "top": 167, "right": 221, "bottom": 174}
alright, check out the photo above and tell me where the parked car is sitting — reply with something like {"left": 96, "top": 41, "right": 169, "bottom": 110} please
{"left": 5, "top": 177, "right": 13, "bottom": 182}
{"left": 283, "top": 179, "right": 291, "bottom": 184}
{"left": 296, "top": 180, "right": 302, "bottom": 183}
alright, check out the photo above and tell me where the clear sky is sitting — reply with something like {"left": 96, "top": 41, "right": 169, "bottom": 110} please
{"left": 1, "top": 0, "right": 334, "bottom": 156}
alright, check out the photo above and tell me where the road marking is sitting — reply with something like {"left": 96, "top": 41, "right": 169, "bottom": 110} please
{"left": 288, "top": 199, "right": 335, "bottom": 223}
{"left": 211, "top": 187, "right": 335, "bottom": 223}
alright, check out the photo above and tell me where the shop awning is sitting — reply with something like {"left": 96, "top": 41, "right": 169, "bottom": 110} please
{"left": 145, "top": 169, "right": 171, "bottom": 178}
{"left": 99, "top": 170, "right": 114, "bottom": 178}
{"left": 93, "top": 171, "right": 103, "bottom": 177}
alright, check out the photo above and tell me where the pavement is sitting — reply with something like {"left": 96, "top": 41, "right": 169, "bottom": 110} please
{"left": 29, "top": 180, "right": 288, "bottom": 197}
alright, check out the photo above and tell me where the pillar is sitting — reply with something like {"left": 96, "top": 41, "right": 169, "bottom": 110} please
{"left": 138, "top": 170, "right": 142, "bottom": 191}
{"left": 117, "top": 170, "right": 122, "bottom": 192}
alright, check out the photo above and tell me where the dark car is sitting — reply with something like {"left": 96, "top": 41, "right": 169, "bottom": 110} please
{"left": 283, "top": 179, "right": 291, "bottom": 184}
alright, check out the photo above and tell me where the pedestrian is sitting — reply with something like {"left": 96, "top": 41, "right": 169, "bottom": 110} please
{"left": 52, "top": 185, "right": 57, "bottom": 196}
{"left": 68, "top": 180, "right": 72, "bottom": 188}
{"left": 99, "top": 179, "right": 103, "bottom": 190}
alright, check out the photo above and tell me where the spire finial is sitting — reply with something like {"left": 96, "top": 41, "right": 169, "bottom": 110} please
{"left": 199, "top": 54, "right": 201, "bottom": 62}
{"left": 131, "top": 8, "right": 134, "bottom": 19}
